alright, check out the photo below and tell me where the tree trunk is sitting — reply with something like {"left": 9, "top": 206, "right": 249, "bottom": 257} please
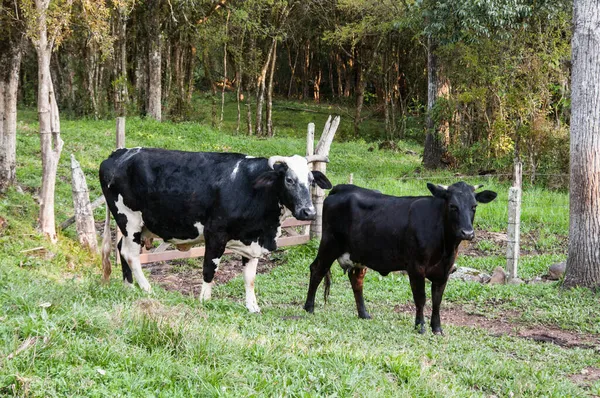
{"left": 287, "top": 44, "right": 299, "bottom": 99}
{"left": 313, "top": 68, "right": 321, "bottom": 103}
{"left": 148, "top": 30, "right": 162, "bottom": 121}
{"left": 336, "top": 53, "right": 344, "bottom": 98}
{"left": 246, "top": 96, "right": 253, "bottom": 135}
{"left": 34, "top": 0, "right": 64, "bottom": 242}
{"left": 0, "top": 38, "right": 23, "bottom": 192}
{"left": 221, "top": 10, "right": 230, "bottom": 122}
{"left": 423, "top": 38, "right": 446, "bottom": 169}
{"left": 302, "top": 40, "right": 310, "bottom": 100}
{"left": 353, "top": 64, "right": 365, "bottom": 138}
{"left": 256, "top": 39, "right": 275, "bottom": 136}
{"left": 134, "top": 44, "right": 147, "bottom": 114}
{"left": 266, "top": 41, "right": 277, "bottom": 137}
{"left": 564, "top": 0, "right": 600, "bottom": 289}
{"left": 236, "top": 69, "right": 242, "bottom": 133}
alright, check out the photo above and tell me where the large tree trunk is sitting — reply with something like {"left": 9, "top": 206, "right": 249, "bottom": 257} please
{"left": 564, "top": 0, "right": 600, "bottom": 289}
{"left": 148, "top": 29, "right": 162, "bottom": 121}
{"left": 256, "top": 39, "right": 275, "bottom": 136}
{"left": 0, "top": 38, "right": 23, "bottom": 192}
{"left": 34, "top": 0, "right": 64, "bottom": 242}
{"left": 266, "top": 41, "right": 277, "bottom": 137}
{"left": 423, "top": 38, "right": 446, "bottom": 169}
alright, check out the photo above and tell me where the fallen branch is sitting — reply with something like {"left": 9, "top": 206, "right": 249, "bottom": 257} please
{"left": 59, "top": 195, "right": 105, "bottom": 230}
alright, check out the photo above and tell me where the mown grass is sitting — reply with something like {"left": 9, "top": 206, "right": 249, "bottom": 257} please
{"left": 1, "top": 105, "right": 597, "bottom": 397}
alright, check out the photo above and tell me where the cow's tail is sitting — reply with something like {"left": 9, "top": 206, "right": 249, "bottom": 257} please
{"left": 101, "top": 202, "right": 112, "bottom": 282}
{"left": 323, "top": 269, "right": 332, "bottom": 305}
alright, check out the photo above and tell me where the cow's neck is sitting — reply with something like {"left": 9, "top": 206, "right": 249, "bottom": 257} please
{"left": 442, "top": 211, "right": 461, "bottom": 268}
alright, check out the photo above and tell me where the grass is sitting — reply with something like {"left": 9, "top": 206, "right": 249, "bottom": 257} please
{"left": 1, "top": 104, "right": 597, "bottom": 397}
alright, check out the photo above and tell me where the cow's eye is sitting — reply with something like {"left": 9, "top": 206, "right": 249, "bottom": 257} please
{"left": 285, "top": 177, "right": 294, "bottom": 185}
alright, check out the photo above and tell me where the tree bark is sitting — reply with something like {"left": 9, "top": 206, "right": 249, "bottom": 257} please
{"left": 423, "top": 38, "right": 446, "bottom": 169}
{"left": 0, "top": 37, "right": 23, "bottom": 192}
{"left": 221, "top": 10, "right": 230, "bottom": 122}
{"left": 564, "top": 0, "right": 600, "bottom": 289}
{"left": 353, "top": 64, "right": 365, "bottom": 138}
{"left": 113, "top": 5, "right": 128, "bottom": 116}
{"left": 287, "top": 44, "right": 299, "bottom": 99}
{"left": 70, "top": 155, "right": 98, "bottom": 253}
{"left": 148, "top": 27, "right": 162, "bottom": 121}
{"left": 266, "top": 41, "right": 277, "bottom": 137}
{"left": 34, "top": 0, "right": 64, "bottom": 242}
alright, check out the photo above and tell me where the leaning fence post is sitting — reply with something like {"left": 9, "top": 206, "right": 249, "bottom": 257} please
{"left": 304, "top": 123, "right": 315, "bottom": 236}
{"left": 70, "top": 155, "right": 98, "bottom": 253}
{"left": 310, "top": 115, "right": 340, "bottom": 239}
{"left": 506, "top": 160, "right": 522, "bottom": 280}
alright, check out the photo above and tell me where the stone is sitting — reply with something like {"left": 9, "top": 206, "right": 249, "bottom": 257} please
{"left": 508, "top": 277, "right": 524, "bottom": 285}
{"left": 449, "top": 266, "right": 490, "bottom": 283}
{"left": 489, "top": 266, "right": 506, "bottom": 285}
{"left": 548, "top": 262, "right": 566, "bottom": 280}
{"left": 528, "top": 276, "right": 545, "bottom": 284}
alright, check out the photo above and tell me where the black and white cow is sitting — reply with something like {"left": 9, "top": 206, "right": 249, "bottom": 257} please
{"left": 303, "top": 182, "right": 497, "bottom": 334}
{"left": 99, "top": 148, "right": 332, "bottom": 312}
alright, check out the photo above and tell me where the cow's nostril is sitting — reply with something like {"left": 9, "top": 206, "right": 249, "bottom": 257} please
{"left": 461, "top": 229, "right": 475, "bottom": 240}
{"left": 298, "top": 207, "right": 316, "bottom": 220}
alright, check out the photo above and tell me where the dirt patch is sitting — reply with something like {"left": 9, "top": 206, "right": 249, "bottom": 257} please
{"left": 459, "top": 230, "right": 568, "bottom": 257}
{"left": 144, "top": 255, "right": 283, "bottom": 297}
{"left": 569, "top": 367, "right": 600, "bottom": 387}
{"left": 394, "top": 304, "right": 600, "bottom": 350}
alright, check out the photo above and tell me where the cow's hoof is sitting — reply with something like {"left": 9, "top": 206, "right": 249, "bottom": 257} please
{"left": 303, "top": 304, "right": 314, "bottom": 313}
{"left": 123, "top": 280, "right": 134, "bottom": 288}
{"left": 416, "top": 324, "right": 425, "bottom": 334}
{"left": 139, "top": 282, "right": 152, "bottom": 293}
{"left": 358, "top": 312, "right": 372, "bottom": 320}
{"left": 246, "top": 301, "right": 261, "bottom": 313}
{"left": 432, "top": 328, "right": 444, "bottom": 336}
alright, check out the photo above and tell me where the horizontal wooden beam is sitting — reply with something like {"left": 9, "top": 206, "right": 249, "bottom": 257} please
{"left": 281, "top": 218, "right": 312, "bottom": 227}
{"left": 139, "top": 234, "right": 311, "bottom": 264}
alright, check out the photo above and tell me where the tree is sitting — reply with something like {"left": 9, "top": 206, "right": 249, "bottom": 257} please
{"left": 0, "top": 1, "right": 25, "bottom": 192}
{"left": 564, "top": 0, "right": 600, "bottom": 289}
{"left": 24, "top": 0, "right": 73, "bottom": 242}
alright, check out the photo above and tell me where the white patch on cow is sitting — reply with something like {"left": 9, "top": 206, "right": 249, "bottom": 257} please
{"left": 212, "top": 257, "right": 221, "bottom": 272}
{"left": 167, "top": 222, "right": 205, "bottom": 245}
{"left": 243, "top": 258, "right": 260, "bottom": 313}
{"left": 284, "top": 155, "right": 311, "bottom": 189}
{"left": 245, "top": 155, "right": 255, "bottom": 159}
{"left": 231, "top": 160, "right": 242, "bottom": 180}
{"left": 115, "top": 194, "right": 152, "bottom": 292}
{"left": 226, "top": 240, "right": 270, "bottom": 258}
{"left": 199, "top": 281, "right": 213, "bottom": 301}
{"left": 338, "top": 252, "right": 366, "bottom": 272}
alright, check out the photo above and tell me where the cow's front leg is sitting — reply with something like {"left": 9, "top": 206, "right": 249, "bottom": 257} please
{"left": 430, "top": 279, "right": 448, "bottom": 335}
{"left": 200, "top": 237, "right": 226, "bottom": 302}
{"left": 409, "top": 275, "right": 426, "bottom": 334}
{"left": 242, "top": 257, "right": 261, "bottom": 313}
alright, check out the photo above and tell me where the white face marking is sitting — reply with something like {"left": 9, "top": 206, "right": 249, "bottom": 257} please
{"left": 199, "top": 281, "right": 212, "bottom": 301}
{"left": 243, "top": 258, "right": 260, "bottom": 313}
{"left": 226, "top": 240, "right": 270, "bottom": 258}
{"left": 284, "top": 155, "right": 311, "bottom": 189}
{"left": 167, "top": 222, "right": 205, "bottom": 245}
{"left": 231, "top": 160, "right": 242, "bottom": 180}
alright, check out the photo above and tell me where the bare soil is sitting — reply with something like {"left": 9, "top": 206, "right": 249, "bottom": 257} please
{"left": 459, "top": 230, "right": 568, "bottom": 257}
{"left": 394, "top": 304, "right": 600, "bottom": 350}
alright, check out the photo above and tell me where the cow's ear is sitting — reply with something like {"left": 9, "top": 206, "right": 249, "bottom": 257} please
{"left": 475, "top": 190, "right": 497, "bottom": 203}
{"left": 312, "top": 171, "right": 332, "bottom": 189}
{"left": 254, "top": 171, "right": 279, "bottom": 189}
{"left": 427, "top": 183, "right": 449, "bottom": 199}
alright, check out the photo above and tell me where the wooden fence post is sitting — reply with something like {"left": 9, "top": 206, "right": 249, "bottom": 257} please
{"left": 70, "top": 155, "right": 98, "bottom": 253}
{"left": 506, "top": 160, "right": 522, "bottom": 280}
{"left": 310, "top": 115, "right": 340, "bottom": 239}
{"left": 305, "top": 123, "right": 315, "bottom": 236}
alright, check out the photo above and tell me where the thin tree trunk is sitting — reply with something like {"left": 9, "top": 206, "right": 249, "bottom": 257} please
{"left": 313, "top": 68, "right": 321, "bottom": 103}
{"left": 287, "top": 44, "right": 299, "bottom": 99}
{"left": 266, "top": 41, "right": 277, "bottom": 137}
{"left": 113, "top": 6, "right": 128, "bottom": 116}
{"left": 256, "top": 39, "right": 275, "bottom": 136}
{"left": 34, "top": 0, "right": 64, "bottom": 242}
{"left": 328, "top": 53, "right": 335, "bottom": 100}
{"left": 221, "top": 10, "right": 230, "bottom": 122}
{"left": 354, "top": 65, "right": 365, "bottom": 138}
{"left": 344, "top": 58, "right": 352, "bottom": 98}
{"left": 336, "top": 53, "right": 344, "bottom": 98}
{"left": 564, "top": 0, "right": 600, "bottom": 288}
{"left": 423, "top": 37, "right": 445, "bottom": 169}
{"left": 0, "top": 38, "right": 23, "bottom": 192}
{"left": 302, "top": 40, "right": 310, "bottom": 100}
{"left": 236, "top": 69, "right": 242, "bottom": 133}
{"left": 148, "top": 25, "right": 162, "bottom": 121}
{"left": 246, "top": 96, "right": 253, "bottom": 135}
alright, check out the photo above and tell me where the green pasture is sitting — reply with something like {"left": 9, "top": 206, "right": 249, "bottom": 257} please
{"left": 1, "top": 106, "right": 597, "bottom": 397}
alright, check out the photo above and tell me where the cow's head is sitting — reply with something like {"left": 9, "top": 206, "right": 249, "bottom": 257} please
{"left": 254, "top": 155, "right": 332, "bottom": 220}
{"left": 427, "top": 181, "right": 497, "bottom": 241}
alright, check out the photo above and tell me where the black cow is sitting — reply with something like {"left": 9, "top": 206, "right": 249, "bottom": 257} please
{"left": 99, "top": 148, "right": 331, "bottom": 312}
{"left": 303, "top": 182, "right": 497, "bottom": 334}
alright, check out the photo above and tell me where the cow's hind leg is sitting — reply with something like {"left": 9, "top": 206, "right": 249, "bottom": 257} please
{"left": 349, "top": 267, "right": 371, "bottom": 319}
{"left": 120, "top": 234, "right": 151, "bottom": 292}
{"left": 242, "top": 257, "right": 261, "bottom": 313}
{"left": 117, "top": 238, "right": 133, "bottom": 285}
{"left": 430, "top": 280, "right": 448, "bottom": 335}
{"left": 199, "top": 236, "right": 226, "bottom": 302}
{"left": 409, "top": 275, "right": 426, "bottom": 334}
{"left": 304, "top": 239, "right": 340, "bottom": 313}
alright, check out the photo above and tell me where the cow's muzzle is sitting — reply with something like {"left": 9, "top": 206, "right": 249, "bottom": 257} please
{"left": 295, "top": 207, "right": 317, "bottom": 221}
{"left": 460, "top": 229, "right": 475, "bottom": 241}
